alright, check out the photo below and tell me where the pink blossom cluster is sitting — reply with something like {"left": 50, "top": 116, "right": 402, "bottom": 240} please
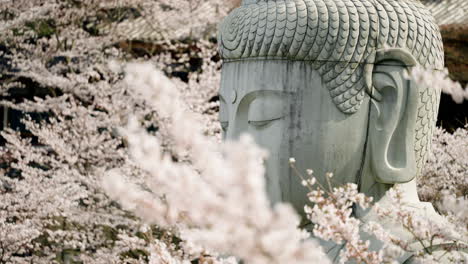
{"left": 405, "top": 66, "right": 468, "bottom": 104}
{"left": 292, "top": 163, "right": 467, "bottom": 264}
{"left": 0, "top": 0, "right": 231, "bottom": 262}
{"left": 367, "top": 186, "right": 467, "bottom": 263}
{"left": 291, "top": 164, "right": 386, "bottom": 264}
{"left": 103, "top": 63, "right": 330, "bottom": 264}
{"left": 0, "top": 0, "right": 466, "bottom": 263}
{"left": 419, "top": 126, "right": 468, "bottom": 205}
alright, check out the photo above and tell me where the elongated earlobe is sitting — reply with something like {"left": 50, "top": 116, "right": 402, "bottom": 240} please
{"left": 367, "top": 49, "right": 420, "bottom": 184}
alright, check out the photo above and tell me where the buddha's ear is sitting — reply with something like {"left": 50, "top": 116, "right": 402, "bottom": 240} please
{"left": 366, "top": 48, "right": 419, "bottom": 184}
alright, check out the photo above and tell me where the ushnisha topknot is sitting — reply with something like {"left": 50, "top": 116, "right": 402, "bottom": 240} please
{"left": 218, "top": 0, "right": 444, "bottom": 114}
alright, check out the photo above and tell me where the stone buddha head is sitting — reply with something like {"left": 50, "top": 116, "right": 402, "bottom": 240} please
{"left": 218, "top": 0, "right": 444, "bottom": 215}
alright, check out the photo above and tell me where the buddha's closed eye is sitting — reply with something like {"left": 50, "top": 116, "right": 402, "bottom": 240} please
{"left": 219, "top": 91, "right": 288, "bottom": 133}
{"left": 247, "top": 95, "right": 285, "bottom": 129}
{"left": 248, "top": 119, "right": 280, "bottom": 128}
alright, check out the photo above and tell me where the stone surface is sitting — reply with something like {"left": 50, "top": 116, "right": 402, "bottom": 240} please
{"left": 220, "top": 60, "right": 370, "bottom": 210}
{"left": 218, "top": 0, "right": 464, "bottom": 262}
{"left": 422, "top": 0, "right": 468, "bottom": 26}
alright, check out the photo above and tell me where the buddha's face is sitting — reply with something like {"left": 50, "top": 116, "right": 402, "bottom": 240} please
{"left": 219, "top": 60, "right": 371, "bottom": 214}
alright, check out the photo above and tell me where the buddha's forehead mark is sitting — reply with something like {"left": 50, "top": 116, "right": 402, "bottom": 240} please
{"left": 219, "top": 86, "right": 228, "bottom": 103}
{"left": 231, "top": 90, "right": 237, "bottom": 104}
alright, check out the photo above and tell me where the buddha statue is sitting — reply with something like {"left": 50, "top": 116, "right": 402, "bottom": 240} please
{"left": 218, "top": 0, "right": 464, "bottom": 262}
